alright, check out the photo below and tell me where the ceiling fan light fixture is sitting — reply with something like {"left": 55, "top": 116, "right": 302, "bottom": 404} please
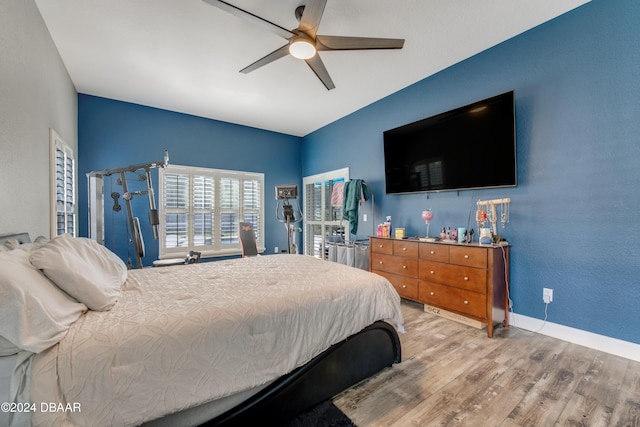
{"left": 289, "top": 37, "right": 316, "bottom": 59}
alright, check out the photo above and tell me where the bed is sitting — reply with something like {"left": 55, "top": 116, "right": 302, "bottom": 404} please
{"left": 0, "top": 233, "right": 403, "bottom": 426}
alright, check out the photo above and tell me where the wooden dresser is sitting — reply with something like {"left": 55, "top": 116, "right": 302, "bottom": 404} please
{"left": 370, "top": 237, "right": 510, "bottom": 337}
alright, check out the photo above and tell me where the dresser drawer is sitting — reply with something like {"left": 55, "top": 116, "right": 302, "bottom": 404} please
{"left": 368, "top": 238, "right": 509, "bottom": 338}
{"left": 393, "top": 240, "right": 419, "bottom": 258}
{"left": 449, "top": 246, "right": 487, "bottom": 268}
{"left": 418, "top": 261, "right": 486, "bottom": 293}
{"left": 371, "top": 253, "right": 418, "bottom": 277}
{"left": 419, "top": 243, "right": 450, "bottom": 263}
{"left": 370, "top": 238, "right": 393, "bottom": 255}
{"left": 418, "top": 281, "right": 487, "bottom": 319}
{"left": 373, "top": 270, "right": 419, "bottom": 300}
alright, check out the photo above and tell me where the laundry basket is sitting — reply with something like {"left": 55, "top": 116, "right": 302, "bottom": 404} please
{"left": 336, "top": 244, "right": 355, "bottom": 267}
{"left": 354, "top": 243, "right": 369, "bottom": 270}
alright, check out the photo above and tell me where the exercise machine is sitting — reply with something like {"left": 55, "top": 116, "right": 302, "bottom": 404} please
{"left": 87, "top": 151, "right": 169, "bottom": 268}
{"left": 275, "top": 184, "right": 303, "bottom": 254}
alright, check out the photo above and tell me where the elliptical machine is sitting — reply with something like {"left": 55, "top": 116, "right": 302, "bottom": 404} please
{"left": 275, "top": 185, "right": 303, "bottom": 254}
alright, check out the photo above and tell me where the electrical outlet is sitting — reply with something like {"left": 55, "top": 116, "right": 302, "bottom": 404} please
{"left": 543, "top": 288, "right": 553, "bottom": 303}
{"left": 363, "top": 214, "right": 368, "bottom": 222}
{"left": 274, "top": 246, "right": 279, "bottom": 253}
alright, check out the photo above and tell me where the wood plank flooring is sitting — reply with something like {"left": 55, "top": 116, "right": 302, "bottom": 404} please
{"left": 333, "top": 300, "right": 640, "bottom": 426}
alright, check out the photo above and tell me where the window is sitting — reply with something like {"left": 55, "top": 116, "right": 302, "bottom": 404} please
{"left": 50, "top": 129, "right": 76, "bottom": 237}
{"left": 159, "top": 165, "right": 264, "bottom": 258}
{"left": 303, "top": 168, "right": 349, "bottom": 258}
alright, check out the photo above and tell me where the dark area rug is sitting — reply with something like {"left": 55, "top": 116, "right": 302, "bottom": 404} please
{"left": 283, "top": 400, "right": 357, "bottom": 427}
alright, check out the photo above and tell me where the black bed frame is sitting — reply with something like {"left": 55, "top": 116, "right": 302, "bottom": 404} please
{"left": 204, "top": 321, "right": 401, "bottom": 426}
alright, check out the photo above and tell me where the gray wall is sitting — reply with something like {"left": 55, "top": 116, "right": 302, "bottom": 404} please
{"left": 0, "top": 0, "right": 77, "bottom": 238}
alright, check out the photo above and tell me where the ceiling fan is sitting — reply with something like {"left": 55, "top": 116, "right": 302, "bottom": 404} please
{"left": 202, "top": 0, "right": 405, "bottom": 90}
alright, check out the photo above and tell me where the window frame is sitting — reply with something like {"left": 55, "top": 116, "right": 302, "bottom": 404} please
{"left": 49, "top": 129, "right": 76, "bottom": 237}
{"left": 302, "top": 168, "right": 349, "bottom": 258}
{"left": 158, "top": 164, "right": 264, "bottom": 259}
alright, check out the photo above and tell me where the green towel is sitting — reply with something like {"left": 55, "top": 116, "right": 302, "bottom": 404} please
{"left": 342, "top": 179, "right": 371, "bottom": 235}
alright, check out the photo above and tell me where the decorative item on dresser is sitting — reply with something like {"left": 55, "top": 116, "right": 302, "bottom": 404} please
{"left": 370, "top": 237, "right": 510, "bottom": 338}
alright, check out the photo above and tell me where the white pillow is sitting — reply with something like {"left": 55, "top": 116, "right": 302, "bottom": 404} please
{"left": 18, "top": 235, "right": 49, "bottom": 252}
{"left": 30, "top": 234, "right": 127, "bottom": 311}
{"left": 0, "top": 249, "right": 87, "bottom": 354}
{"left": 2, "top": 239, "right": 20, "bottom": 251}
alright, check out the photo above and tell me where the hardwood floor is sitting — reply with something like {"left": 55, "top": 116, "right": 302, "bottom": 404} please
{"left": 333, "top": 300, "right": 640, "bottom": 426}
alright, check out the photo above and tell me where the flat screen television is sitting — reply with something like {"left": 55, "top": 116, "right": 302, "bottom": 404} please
{"left": 383, "top": 91, "right": 516, "bottom": 194}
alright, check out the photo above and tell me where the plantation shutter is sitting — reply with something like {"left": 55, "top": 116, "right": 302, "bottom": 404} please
{"left": 220, "top": 177, "right": 239, "bottom": 245}
{"left": 302, "top": 168, "right": 349, "bottom": 258}
{"left": 193, "top": 175, "right": 214, "bottom": 246}
{"left": 163, "top": 173, "right": 189, "bottom": 248}
{"left": 50, "top": 130, "right": 76, "bottom": 237}
{"left": 159, "top": 166, "right": 264, "bottom": 258}
{"left": 243, "top": 178, "right": 261, "bottom": 245}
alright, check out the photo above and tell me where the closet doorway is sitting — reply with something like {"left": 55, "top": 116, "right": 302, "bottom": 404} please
{"left": 302, "top": 168, "right": 349, "bottom": 258}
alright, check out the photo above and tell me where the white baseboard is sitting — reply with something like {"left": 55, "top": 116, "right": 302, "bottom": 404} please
{"left": 509, "top": 312, "right": 640, "bottom": 363}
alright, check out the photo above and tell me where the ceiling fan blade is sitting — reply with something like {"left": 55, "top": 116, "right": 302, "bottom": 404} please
{"left": 316, "top": 35, "right": 405, "bottom": 51}
{"left": 297, "top": 0, "right": 327, "bottom": 39}
{"left": 240, "top": 44, "right": 291, "bottom": 74}
{"left": 202, "top": 0, "right": 295, "bottom": 40}
{"left": 305, "top": 55, "right": 335, "bottom": 90}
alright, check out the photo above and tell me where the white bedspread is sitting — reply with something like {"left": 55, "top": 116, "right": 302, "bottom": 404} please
{"left": 28, "top": 255, "right": 403, "bottom": 426}
{"left": 1, "top": 354, "right": 19, "bottom": 427}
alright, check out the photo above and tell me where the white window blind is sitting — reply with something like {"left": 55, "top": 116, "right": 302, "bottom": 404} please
{"left": 50, "top": 129, "right": 76, "bottom": 237}
{"left": 159, "top": 165, "right": 264, "bottom": 258}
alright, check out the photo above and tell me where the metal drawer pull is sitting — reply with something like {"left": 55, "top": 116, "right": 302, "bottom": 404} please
{"left": 464, "top": 255, "right": 469, "bottom": 259}
{"left": 402, "top": 265, "right": 407, "bottom": 269}
{"left": 464, "top": 300, "right": 469, "bottom": 304}
{"left": 464, "top": 276, "right": 469, "bottom": 281}
{"left": 430, "top": 270, "right": 435, "bottom": 275}
{"left": 379, "top": 261, "right": 383, "bottom": 264}
{"left": 402, "top": 285, "right": 407, "bottom": 289}
{"left": 402, "top": 247, "right": 407, "bottom": 251}
{"left": 430, "top": 250, "right": 435, "bottom": 254}
{"left": 379, "top": 245, "right": 384, "bottom": 248}
{"left": 430, "top": 291, "right": 435, "bottom": 296}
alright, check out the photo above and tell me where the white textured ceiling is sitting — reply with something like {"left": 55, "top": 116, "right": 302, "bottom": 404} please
{"left": 35, "top": 0, "right": 589, "bottom": 137}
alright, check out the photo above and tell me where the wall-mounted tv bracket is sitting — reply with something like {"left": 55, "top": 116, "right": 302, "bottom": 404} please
{"left": 87, "top": 150, "right": 169, "bottom": 269}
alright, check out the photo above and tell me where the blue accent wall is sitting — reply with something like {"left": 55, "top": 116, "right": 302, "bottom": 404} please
{"left": 302, "top": 0, "right": 640, "bottom": 344}
{"left": 78, "top": 0, "right": 640, "bottom": 345}
{"left": 78, "top": 95, "right": 301, "bottom": 266}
